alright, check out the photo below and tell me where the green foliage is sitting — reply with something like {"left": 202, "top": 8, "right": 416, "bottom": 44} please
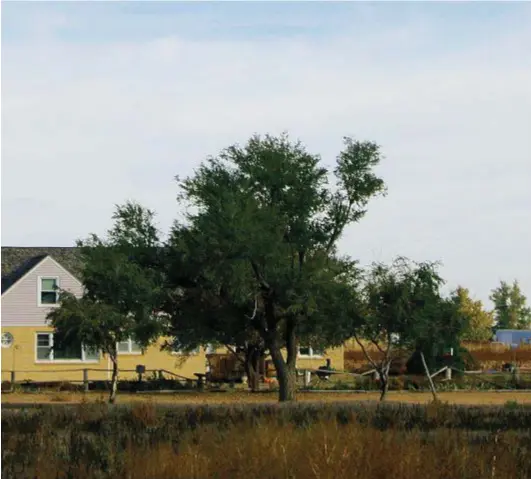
{"left": 490, "top": 280, "right": 531, "bottom": 330}
{"left": 451, "top": 287, "right": 494, "bottom": 341}
{"left": 505, "top": 400, "right": 520, "bottom": 410}
{"left": 47, "top": 201, "right": 166, "bottom": 366}
{"left": 167, "top": 133, "right": 386, "bottom": 400}
{"left": 352, "top": 257, "right": 446, "bottom": 348}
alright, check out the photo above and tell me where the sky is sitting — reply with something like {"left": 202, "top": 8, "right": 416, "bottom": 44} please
{"left": 1, "top": 1, "right": 530, "bottom": 307}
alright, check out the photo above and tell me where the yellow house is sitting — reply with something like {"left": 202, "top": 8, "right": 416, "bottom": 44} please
{"left": 1, "top": 247, "right": 343, "bottom": 386}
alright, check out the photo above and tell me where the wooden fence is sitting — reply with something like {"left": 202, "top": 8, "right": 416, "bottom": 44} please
{"left": 1, "top": 368, "right": 201, "bottom": 392}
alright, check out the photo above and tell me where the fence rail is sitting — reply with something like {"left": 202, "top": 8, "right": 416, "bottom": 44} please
{"left": 3, "top": 364, "right": 531, "bottom": 394}
{"left": 1, "top": 367, "right": 199, "bottom": 392}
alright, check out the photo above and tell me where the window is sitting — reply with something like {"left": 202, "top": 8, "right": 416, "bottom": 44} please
{"left": 117, "top": 338, "right": 142, "bottom": 354}
{"left": 39, "top": 277, "right": 59, "bottom": 306}
{"left": 2, "top": 332, "right": 14, "bottom": 348}
{"left": 298, "top": 346, "right": 324, "bottom": 358}
{"left": 36, "top": 333, "right": 99, "bottom": 362}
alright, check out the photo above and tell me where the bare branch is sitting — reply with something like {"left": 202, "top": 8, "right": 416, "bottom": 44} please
{"left": 245, "top": 296, "right": 258, "bottom": 320}
{"left": 369, "top": 336, "right": 386, "bottom": 355}
{"left": 250, "top": 259, "right": 271, "bottom": 291}
{"left": 224, "top": 343, "right": 246, "bottom": 366}
{"left": 352, "top": 332, "right": 381, "bottom": 372}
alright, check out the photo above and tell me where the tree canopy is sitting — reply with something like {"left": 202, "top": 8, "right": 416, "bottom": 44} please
{"left": 47, "top": 202, "right": 166, "bottom": 403}
{"left": 451, "top": 287, "right": 494, "bottom": 341}
{"left": 489, "top": 280, "right": 531, "bottom": 330}
{"left": 167, "top": 133, "right": 386, "bottom": 401}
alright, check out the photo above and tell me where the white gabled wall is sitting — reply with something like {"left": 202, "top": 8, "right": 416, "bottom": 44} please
{"left": 1, "top": 256, "right": 83, "bottom": 326}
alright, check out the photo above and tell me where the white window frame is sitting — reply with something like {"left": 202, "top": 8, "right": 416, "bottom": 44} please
{"left": 35, "top": 332, "right": 99, "bottom": 363}
{"left": 116, "top": 338, "right": 143, "bottom": 355}
{"left": 37, "top": 276, "right": 60, "bottom": 307}
{"left": 298, "top": 346, "right": 324, "bottom": 358}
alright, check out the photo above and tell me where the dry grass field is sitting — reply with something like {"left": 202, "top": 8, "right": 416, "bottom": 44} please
{"left": 3, "top": 389, "right": 531, "bottom": 406}
{"left": 3, "top": 398, "right": 531, "bottom": 478}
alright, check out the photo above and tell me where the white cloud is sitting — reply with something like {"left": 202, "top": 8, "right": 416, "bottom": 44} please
{"left": 2, "top": 4, "right": 531, "bottom": 306}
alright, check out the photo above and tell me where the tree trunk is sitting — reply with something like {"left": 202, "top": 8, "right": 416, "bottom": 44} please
{"left": 379, "top": 372, "right": 389, "bottom": 401}
{"left": 109, "top": 355, "right": 119, "bottom": 404}
{"left": 268, "top": 318, "right": 298, "bottom": 402}
{"left": 244, "top": 346, "right": 262, "bottom": 392}
{"left": 279, "top": 364, "right": 297, "bottom": 402}
{"left": 270, "top": 345, "right": 297, "bottom": 401}
{"left": 378, "top": 363, "right": 391, "bottom": 402}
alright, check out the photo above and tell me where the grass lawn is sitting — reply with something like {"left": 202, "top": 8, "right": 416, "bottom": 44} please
{"left": 3, "top": 389, "right": 531, "bottom": 405}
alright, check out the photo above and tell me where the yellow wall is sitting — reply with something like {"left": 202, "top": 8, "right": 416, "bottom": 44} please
{"left": 214, "top": 344, "right": 344, "bottom": 372}
{"left": 1, "top": 326, "right": 209, "bottom": 383}
{"left": 1, "top": 326, "right": 344, "bottom": 384}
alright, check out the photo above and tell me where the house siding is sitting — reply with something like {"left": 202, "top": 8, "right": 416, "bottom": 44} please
{"left": 1, "top": 327, "right": 210, "bottom": 383}
{"left": 1, "top": 256, "right": 83, "bottom": 327}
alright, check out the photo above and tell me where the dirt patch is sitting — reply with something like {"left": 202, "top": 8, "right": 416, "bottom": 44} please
{"left": 2, "top": 390, "right": 531, "bottom": 406}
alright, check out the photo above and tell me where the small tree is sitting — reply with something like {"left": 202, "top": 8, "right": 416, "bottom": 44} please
{"left": 490, "top": 280, "right": 531, "bottom": 330}
{"left": 47, "top": 202, "right": 165, "bottom": 403}
{"left": 350, "top": 258, "right": 448, "bottom": 401}
{"left": 451, "top": 286, "right": 494, "bottom": 341}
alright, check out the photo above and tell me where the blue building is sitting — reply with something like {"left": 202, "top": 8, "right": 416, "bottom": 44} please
{"left": 494, "top": 329, "right": 531, "bottom": 347}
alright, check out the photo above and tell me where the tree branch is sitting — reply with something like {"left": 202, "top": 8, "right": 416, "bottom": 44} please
{"left": 245, "top": 296, "right": 258, "bottom": 320}
{"left": 368, "top": 336, "right": 385, "bottom": 355}
{"left": 353, "top": 332, "right": 381, "bottom": 372}
{"left": 250, "top": 259, "right": 271, "bottom": 291}
{"left": 224, "top": 343, "right": 246, "bottom": 366}
{"left": 325, "top": 201, "right": 353, "bottom": 254}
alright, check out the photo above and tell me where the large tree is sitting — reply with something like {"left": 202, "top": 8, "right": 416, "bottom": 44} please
{"left": 169, "top": 133, "right": 385, "bottom": 401}
{"left": 490, "top": 280, "right": 531, "bottom": 330}
{"left": 451, "top": 286, "right": 494, "bottom": 341}
{"left": 47, "top": 202, "right": 166, "bottom": 403}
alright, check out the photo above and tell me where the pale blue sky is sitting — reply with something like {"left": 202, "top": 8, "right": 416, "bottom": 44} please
{"left": 2, "top": 1, "right": 530, "bottom": 307}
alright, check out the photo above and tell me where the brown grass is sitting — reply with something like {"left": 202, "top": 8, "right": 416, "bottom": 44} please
{"left": 4, "top": 400, "right": 531, "bottom": 478}
{"left": 9, "top": 412, "right": 530, "bottom": 479}
{"left": 3, "top": 390, "right": 531, "bottom": 405}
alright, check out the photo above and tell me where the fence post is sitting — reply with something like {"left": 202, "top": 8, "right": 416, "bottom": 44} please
{"left": 445, "top": 366, "right": 452, "bottom": 380}
{"left": 83, "top": 369, "right": 89, "bottom": 392}
{"left": 303, "top": 370, "right": 311, "bottom": 388}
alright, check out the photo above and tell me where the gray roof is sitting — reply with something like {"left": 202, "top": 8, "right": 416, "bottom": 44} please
{"left": 1, "top": 247, "right": 82, "bottom": 294}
